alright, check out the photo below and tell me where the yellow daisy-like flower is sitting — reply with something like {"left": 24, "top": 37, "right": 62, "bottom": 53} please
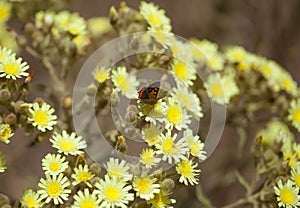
{"left": 72, "top": 164, "right": 95, "bottom": 187}
{"left": 171, "top": 60, "right": 196, "bottom": 86}
{"left": 171, "top": 87, "right": 203, "bottom": 119}
{"left": 73, "top": 188, "right": 101, "bottom": 208}
{"left": 93, "top": 66, "right": 111, "bottom": 84}
{"left": 104, "top": 157, "right": 132, "bottom": 181}
{"left": 257, "top": 59, "right": 282, "bottom": 89}
{"left": 165, "top": 97, "right": 191, "bottom": 131}
{"left": 148, "top": 191, "right": 176, "bottom": 208}
{"left": 133, "top": 176, "right": 160, "bottom": 200}
{"left": 54, "top": 11, "right": 87, "bottom": 36}
{"left": 288, "top": 99, "right": 300, "bottom": 132}
{"left": 225, "top": 45, "right": 253, "bottom": 71}
{"left": 42, "top": 153, "right": 68, "bottom": 176}
{"left": 190, "top": 38, "right": 218, "bottom": 62}
{"left": 274, "top": 179, "right": 300, "bottom": 208}
{"left": 111, "top": 66, "right": 139, "bottom": 99}
{"left": 206, "top": 52, "right": 225, "bottom": 71}
{"left": 183, "top": 129, "right": 206, "bottom": 160}
{"left": 28, "top": 102, "right": 57, "bottom": 132}
{"left": 140, "top": 1, "right": 171, "bottom": 32}
{"left": 140, "top": 148, "right": 161, "bottom": 168}
{"left": 95, "top": 175, "right": 134, "bottom": 208}
{"left": 291, "top": 165, "right": 300, "bottom": 188}
{"left": 176, "top": 159, "right": 201, "bottom": 186}
{"left": 0, "top": 151, "right": 7, "bottom": 173}
{"left": 0, "top": 56, "right": 29, "bottom": 80}
{"left": 20, "top": 189, "right": 42, "bottom": 208}
{"left": 204, "top": 73, "right": 239, "bottom": 105}
{"left": 72, "top": 34, "right": 91, "bottom": 51}
{"left": 156, "top": 130, "right": 188, "bottom": 164}
{"left": 0, "top": 1, "right": 11, "bottom": 23}
{"left": 256, "top": 120, "right": 294, "bottom": 147}
{"left": 276, "top": 70, "right": 298, "bottom": 96}
{"left": 50, "top": 130, "right": 87, "bottom": 156}
{"left": 38, "top": 173, "right": 71, "bottom": 205}
{"left": 0, "top": 123, "right": 14, "bottom": 144}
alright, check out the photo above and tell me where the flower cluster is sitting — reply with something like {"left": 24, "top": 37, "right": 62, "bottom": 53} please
{"left": 1, "top": 1, "right": 300, "bottom": 208}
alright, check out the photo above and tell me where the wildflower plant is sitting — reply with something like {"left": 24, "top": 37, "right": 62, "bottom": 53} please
{"left": 0, "top": 1, "right": 299, "bottom": 208}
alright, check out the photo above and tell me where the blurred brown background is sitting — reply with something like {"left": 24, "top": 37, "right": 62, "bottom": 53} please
{"left": 1, "top": 0, "right": 300, "bottom": 207}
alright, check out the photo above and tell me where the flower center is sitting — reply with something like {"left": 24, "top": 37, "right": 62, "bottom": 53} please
{"left": 33, "top": 110, "right": 49, "bottom": 126}
{"left": 59, "top": 139, "right": 76, "bottom": 152}
{"left": 178, "top": 161, "right": 193, "bottom": 177}
{"left": 78, "top": 172, "right": 91, "bottom": 182}
{"left": 173, "top": 62, "right": 188, "bottom": 79}
{"left": 142, "top": 153, "right": 154, "bottom": 165}
{"left": 280, "top": 188, "right": 296, "bottom": 205}
{"left": 49, "top": 162, "right": 60, "bottom": 171}
{"left": 3, "top": 62, "right": 20, "bottom": 75}
{"left": 81, "top": 198, "right": 97, "bottom": 208}
{"left": 26, "top": 197, "right": 37, "bottom": 207}
{"left": 210, "top": 82, "right": 224, "bottom": 97}
{"left": 262, "top": 65, "right": 271, "bottom": 76}
{"left": 136, "top": 178, "right": 150, "bottom": 193}
{"left": 47, "top": 182, "right": 62, "bottom": 197}
{"left": 148, "top": 14, "right": 162, "bottom": 27}
{"left": 116, "top": 76, "right": 130, "bottom": 92}
{"left": 166, "top": 105, "right": 182, "bottom": 125}
{"left": 162, "top": 138, "right": 177, "bottom": 156}
{"left": 104, "top": 186, "right": 122, "bottom": 202}
{"left": 293, "top": 109, "right": 300, "bottom": 122}
{"left": 295, "top": 175, "right": 300, "bottom": 187}
{"left": 0, "top": 8, "right": 9, "bottom": 20}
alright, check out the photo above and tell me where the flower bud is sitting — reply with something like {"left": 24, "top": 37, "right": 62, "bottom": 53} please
{"left": 125, "top": 111, "right": 137, "bottom": 124}
{"left": 115, "top": 135, "right": 127, "bottom": 154}
{"left": 63, "top": 96, "right": 72, "bottom": 109}
{"left": 110, "top": 90, "right": 120, "bottom": 107}
{"left": 0, "top": 194, "right": 10, "bottom": 207}
{"left": 109, "top": 6, "right": 119, "bottom": 25}
{"left": 87, "top": 84, "right": 97, "bottom": 96}
{"left": 4, "top": 113, "right": 17, "bottom": 125}
{"left": 90, "top": 163, "right": 101, "bottom": 175}
{"left": 0, "top": 89, "right": 11, "bottom": 102}
{"left": 161, "top": 178, "right": 175, "bottom": 194}
{"left": 24, "top": 23, "right": 35, "bottom": 33}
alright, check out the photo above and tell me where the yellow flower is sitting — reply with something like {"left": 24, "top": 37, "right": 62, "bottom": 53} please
{"left": 171, "top": 60, "right": 196, "bottom": 86}
{"left": 28, "top": 103, "right": 57, "bottom": 132}
{"left": 20, "top": 189, "right": 42, "bottom": 208}
{"left": 0, "top": 123, "right": 13, "bottom": 144}
{"left": 0, "top": 1, "right": 11, "bottom": 23}
{"left": 38, "top": 173, "right": 71, "bottom": 205}
{"left": 0, "top": 56, "right": 29, "bottom": 80}
{"left": 140, "top": 1, "right": 171, "bottom": 32}
{"left": 111, "top": 66, "right": 139, "bottom": 99}
{"left": 140, "top": 148, "right": 161, "bottom": 168}
{"left": 165, "top": 97, "right": 191, "bottom": 130}
{"left": 50, "top": 130, "right": 87, "bottom": 156}
{"left": 288, "top": 99, "right": 300, "bottom": 132}
{"left": 274, "top": 179, "right": 300, "bottom": 208}
{"left": 95, "top": 175, "right": 134, "bottom": 208}
{"left": 72, "top": 164, "right": 94, "bottom": 187}
{"left": 176, "top": 159, "right": 201, "bottom": 186}
{"left": 93, "top": 66, "right": 111, "bottom": 83}
{"left": 73, "top": 189, "right": 101, "bottom": 208}
{"left": 133, "top": 176, "right": 160, "bottom": 200}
